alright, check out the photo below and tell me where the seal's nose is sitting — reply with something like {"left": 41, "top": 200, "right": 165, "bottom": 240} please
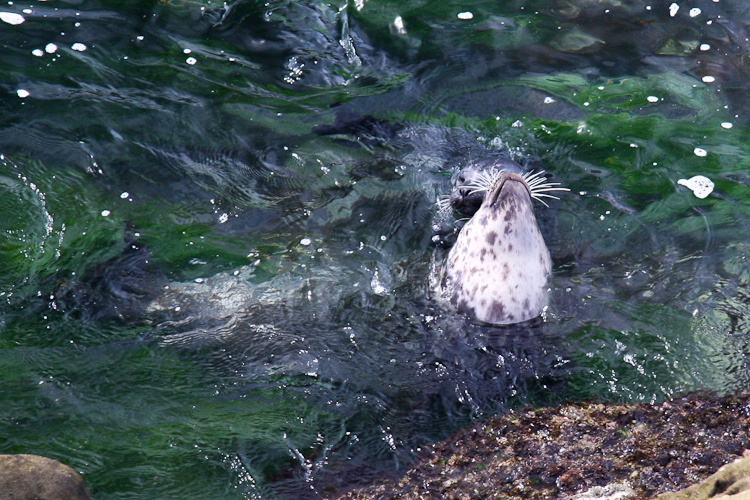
{"left": 450, "top": 186, "right": 484, "bottom": 216}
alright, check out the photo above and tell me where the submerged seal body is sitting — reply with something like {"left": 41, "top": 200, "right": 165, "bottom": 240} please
{"left": 443, "top": 159, "right": 563, "bottom": 325}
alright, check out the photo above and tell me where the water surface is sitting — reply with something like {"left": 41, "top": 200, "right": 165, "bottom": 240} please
{"left": 1, "top": 0, "right": 750, "bottom": 498}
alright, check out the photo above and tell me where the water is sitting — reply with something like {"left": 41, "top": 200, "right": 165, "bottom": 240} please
{"left": 1, "top": 0, "right": 750, "bottom": 498}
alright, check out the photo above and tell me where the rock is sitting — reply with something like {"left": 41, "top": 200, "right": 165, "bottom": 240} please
{"left": 657, "top": 455, "right": 750, "bottom": 500}
{"left": 0, "top": 454, "right": 91, "bottom": 500}
{"left": 332, "top": 392, "right": 750, "bottom": 500}
{"left": 566, "top": 483, "right": 636, "bottom": 499}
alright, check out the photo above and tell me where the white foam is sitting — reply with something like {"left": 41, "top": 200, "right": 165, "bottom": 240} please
{"left": 677, "top": 175, "right": 714, "bottom": 199}
{"left": 0, "top": 12, "right": 25, "bottom": 25}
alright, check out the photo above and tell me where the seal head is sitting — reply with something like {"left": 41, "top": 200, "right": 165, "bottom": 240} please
{"left": 444, "top": 169, "right": 552, "bottom": 325}
{"left": 449, "top": 157, "right": 524, "bottom": 217}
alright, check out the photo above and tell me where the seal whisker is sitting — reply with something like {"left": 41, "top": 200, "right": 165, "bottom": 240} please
{"left": 523, "top": 170, "right": 564, "bottom": 186}
{"left": 526, "top": 178, "right": 562, "bottom": 189}
{"left": 465, "top": 178, "right": 491, "bottom": 190}
{"left": 522, "top": 170, "right": 548, "bottom": 184}
{"left": 527, "top": 179, "right": 558, "bottom": 189}
{"left": 530, "top": 185, "right": 570, "bottom": 192}
{"left": 477, "top": 170, "right": 501, "bottom": 189}
{"left": 523, "top": 169, "right": 546, "bottom": 178}
{"left": 521, "top": 170, "right": 570, "bottom": 206}
{"left": 465, "top": 170, "right": 502, "bottom": 194}
{"left": 467, "top": 186, "right": 489, "bottom": 195}
{"left": 532, "top": 193, "right": 564, "bottom": 207}
{"left": 526, "top": 176, "right": 560, "bottom": 184}
{"left": 437, "top": 195, "right": 452, "bottom": 211}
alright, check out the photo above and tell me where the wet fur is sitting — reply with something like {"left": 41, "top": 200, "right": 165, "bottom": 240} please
{"left": 445, "top": 173, "right": 552, "bottom": 325}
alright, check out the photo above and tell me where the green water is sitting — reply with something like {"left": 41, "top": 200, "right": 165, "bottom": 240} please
{"left": 1, "top": 0, "right": 750, "bottom": 498}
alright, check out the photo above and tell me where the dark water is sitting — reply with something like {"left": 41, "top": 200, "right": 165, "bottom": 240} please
{"left": 2, "top": 0, "right": 750, "bottom": 498}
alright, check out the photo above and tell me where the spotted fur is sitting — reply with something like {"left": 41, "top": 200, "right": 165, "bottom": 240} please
{"left": 444, "top": 172, "right": 552, "bottom": 325}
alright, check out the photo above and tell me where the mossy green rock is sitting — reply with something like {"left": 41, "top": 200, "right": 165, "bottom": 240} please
{"left": 0, "top": 454, "right": 91, "bottom": 500}
{"left": 658, "top": 455, "right": 750, "bottom": 500}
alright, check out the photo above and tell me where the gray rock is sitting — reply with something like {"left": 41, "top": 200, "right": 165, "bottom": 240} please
{"left": 0, "top": 454, "right": 91, "bottom": 500}
{"left": 565, "top": 482, "right": 635, "bottom": 500}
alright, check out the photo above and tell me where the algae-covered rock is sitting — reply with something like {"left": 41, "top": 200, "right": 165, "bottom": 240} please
{"left": 0, "top": 454, "right": 91, "bottom": 500}
{"left": 333, "top": 393, "right": 750, "bottom": 500}
{"left": 657, "top": 454, "right": 750, "bottom": 500}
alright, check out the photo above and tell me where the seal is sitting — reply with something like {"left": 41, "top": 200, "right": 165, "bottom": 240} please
{"left": 442, "top": 158, "right": 567, "bottom": 325}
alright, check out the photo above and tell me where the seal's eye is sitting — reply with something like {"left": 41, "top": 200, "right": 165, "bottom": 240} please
{"left": 458, "top": 174, "right": 465, "bottom": 182}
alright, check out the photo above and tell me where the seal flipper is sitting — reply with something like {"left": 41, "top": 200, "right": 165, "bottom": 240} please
{"left": 53, "top": 236, "right": 167, "bottom": 323}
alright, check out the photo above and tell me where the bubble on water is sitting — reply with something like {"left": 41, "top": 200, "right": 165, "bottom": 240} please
{"left": 120, "top": 192, "right": 129, "bottom": 199}
{"left": 300, "top": 238, "right": 312, "bottom": 246}
{"left": 0, "top": 12, "right": 24, "bottom": 25}
{"left": 702, "top": 75, "right": 716, "bottom": 83}
{"left": 45, "top": 43, "right": 57, "bottom": 54}
{"left": 393, "top": 16, "right": 406, "bottom": 35}
{"left": 721, "top": 122, "right": 733, "bottom": 129}
{"left": 669, "top": 3, "right": 679, "bottom": 16}
{"left": 457, "top": 11, "right": 473, "bottom": 20}
{"left": 71, "top": 43, "right": 87, "bottom": 51}
{"left": 370, "top": 267, "right": 391, "bottom": 296}
{"left": 17, "top": 89, "right": 29, "bottom": 98}
{"left": 700, "top": 43, "right": 711, "bottom": 51}
{"left": 678, "top": 175, "right": 714, "bottom": 199}
{"left": 186, "top": 57, "right": 197, "bottom": 65}
{"left": 647, "top": 95, "right": 659, "bottom": 103}
{"left": 544, "top": 96, "right": 556, "bottom": 104}
{"left": 689, "top": 7, "right": 701, "bottom": 17}
{"left": 32, "top": 48, "right": 43, "bottom": 57}
{"left": 694, "top": 147, "right": 707, "bottom": 157}
{"left": 183, "top": 48, "right": 192, "bottom": 54}
{"left": 371, "top": 275, "right": 387, "bottom": 295}
{"left": 101, "top": 210, "right": 111, "bottom": 217}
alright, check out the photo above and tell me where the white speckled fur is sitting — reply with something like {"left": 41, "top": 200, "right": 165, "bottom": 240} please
{"left": 445, "top": 174, "right": 551, "bottom": 325}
